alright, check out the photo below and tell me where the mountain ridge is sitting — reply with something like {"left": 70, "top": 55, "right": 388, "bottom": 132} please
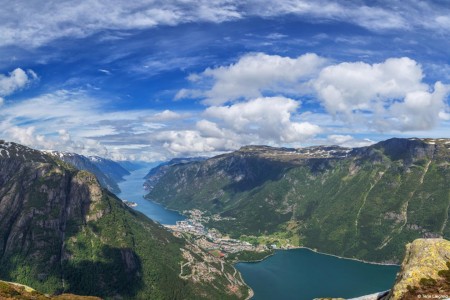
{"left": 0, "top": 140, "right": 250, "bottom": 299}
{"left": 43, "top": 150, "right": 128, "bottom": 194}
{"left": 145, "top": 137, "right": 450, "bottom": 263}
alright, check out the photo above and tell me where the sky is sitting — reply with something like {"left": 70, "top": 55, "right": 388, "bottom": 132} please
{"left": 0, "top": 0, "right": 449, "bottom": 161}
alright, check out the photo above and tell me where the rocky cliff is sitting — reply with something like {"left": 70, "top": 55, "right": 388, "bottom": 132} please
{"left": 145, "top": 138, "right": 450, "bottom": 263}
{"left": 386, "top": 238, "right": 450, "bottom": 299}
{"left": 0, "top": 140, "right": 250, "bottom": 299}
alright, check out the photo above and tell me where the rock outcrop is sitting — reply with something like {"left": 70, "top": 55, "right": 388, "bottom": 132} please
{"left": 386, "top": 238, "right": 450, "bottom": 299}
{"left": 0, "top": 280, "right": 101, "bottom": 300}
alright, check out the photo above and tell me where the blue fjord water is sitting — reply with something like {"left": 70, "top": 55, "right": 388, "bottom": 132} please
{"left": 236, "top": 248, "right": 399, "bottom": 300}
{"left": 118, "top": 168, "right": 399, "bottom": 299}
{"left": 116, "top": 166, "right": 185, "bottom": 225}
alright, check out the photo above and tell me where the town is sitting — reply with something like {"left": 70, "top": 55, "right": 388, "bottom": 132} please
{"left": 165, "top": 209, "right": 268, "bottom": 258}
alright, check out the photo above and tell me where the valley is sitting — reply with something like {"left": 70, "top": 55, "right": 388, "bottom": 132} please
{"left": 145, "top": 138, "right": 450, "bottom": 264}
{"left": 1, "top": 138, "right": 450, "bottom": 299}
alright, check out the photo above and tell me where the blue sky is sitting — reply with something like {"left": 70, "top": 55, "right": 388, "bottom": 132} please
{"left": 0, "top": 0, "right": 449, "bottom": 161}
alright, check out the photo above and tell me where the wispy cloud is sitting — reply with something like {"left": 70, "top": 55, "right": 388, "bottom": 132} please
{"left": 1, "top": 1, "right": 449, "bottom": 49}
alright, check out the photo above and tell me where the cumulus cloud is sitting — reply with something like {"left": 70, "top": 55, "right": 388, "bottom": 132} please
{"left": 313, "top": 57, "right": 427, "bottom": 115}
{"left": 180, "top": 52, "right": 327, "bottom": 105}
{"left": 181, "top": 53, "right": 450, "bottom": 135}
{"left": 155, "top": 130, "right": 239, "bottom": 154}
{"left": 387, "top": 82, "right": 450, "bottom": 131}
{"left": 204, "top": 97, "right": 322, "bottom": 143}
{"left": 312, "top": 57, "right": 450, "bottom": 131}
{"left": 0, "top": 68, "right": 38, "bottom": 97}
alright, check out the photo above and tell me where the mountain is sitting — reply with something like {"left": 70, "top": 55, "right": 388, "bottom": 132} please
{"left": 88, "top": 156, "right": 130, "bottom": 183}
{"left": 145, "top": 138, "right": 450, "bottom": 263}
{"left": 44, "top": 151, "right": 123, "bottom": 194}
{"left": 0, "top": 140, "right": 250, "bottom": 299}
{"left": 144, "top": 157, "right": 206, "bottom": 192}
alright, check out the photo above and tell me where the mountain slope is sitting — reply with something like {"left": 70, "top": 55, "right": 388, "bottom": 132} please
{"left": 144, "top": 157, "right": 206, "bottom": 192}
{"left": 0, "top": 140, "right": 250, "bottom": 299}
{"left": 44, "top": 151, "right": 122, "bottom": 194}
{"left": 145, "top": 138, "right": 450, "bottom": 263}
{"left": 88, "top": 156, "right": 130, "bottom": 183}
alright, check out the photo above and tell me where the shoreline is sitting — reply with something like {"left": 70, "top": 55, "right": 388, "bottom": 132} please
{"left": 233, "top": 251, "right": 275, "bottom": 264}
{"left": 140, "top": 185, "right": 399, "bottom": 267}
{"left": 234, "top": 246, "right": 400, "bottom": 267}
{"left": 293, "top": 246, "right": 400, "bottom": 267}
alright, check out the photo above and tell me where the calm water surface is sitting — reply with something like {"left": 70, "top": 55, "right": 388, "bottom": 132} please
{"left": 236, "top": 248, "right": 399, "bottom": 300}
{"left": 116, "top": 166, "right": 185, "bottom": 225}
{"left": 118, "top": 167, "right": 398, "bottom": 299}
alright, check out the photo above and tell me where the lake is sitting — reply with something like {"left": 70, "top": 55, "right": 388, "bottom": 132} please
{"left": 118, "top": 167, "right": 399, "bottom": 299}
{"left": 116, "top": 166, "right": 185, "bottom": 225}
{"left": 236, "top": 248, "right": 399, "bottom": 300}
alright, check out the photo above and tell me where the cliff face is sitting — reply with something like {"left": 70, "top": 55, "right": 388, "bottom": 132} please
{"left": 146, "top": 138, "right": 450, "bottom": 263}
{"left": 43, "top": 151, "right": 123, "bottom": 194}
{"left": 0, "top": 140, "right": 250, "bottom": 299}
{"left": 387, "top": 238, "right": 450, "bottom": 299}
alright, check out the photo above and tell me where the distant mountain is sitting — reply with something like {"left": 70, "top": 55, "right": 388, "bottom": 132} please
{"left": 44, "top": 151, "right": 124, "bottom": 194}
{"left": 145, "top": 138, "right": 450, "bottom": 263}
{"left": 144, "top": 157, "right": 206, "bottom": 192}
{"left": 0, "top": 140, "right": 251, "bottom": 299}
{"left": 88, "top": 156, "right": 130, "bottom": 183}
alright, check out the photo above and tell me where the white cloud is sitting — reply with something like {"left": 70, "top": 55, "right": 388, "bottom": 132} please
{"left": 313, "top": 57, "right": 427, "bottom": 115}
{"left": 0, "top": 0, "right": 243, "bottom": 48}
{"left": 155, "top": 130, "right": 239, "bottom": 154}
{"left": 0, "top": 68, "right": 38, "bottom": 97}
{"left": 327, "top": 134, "right": 353, "bottom": 145}
{"left": 180, "top": 52, "right": 327, "bottom": 105}
{"left": 1, "top": 1, "right": 449, "bottom": 49}
{"left": 182, "top": 53, "right": 450, "bottom": 135}
{"left": 312, "top": 57, "right": 450, "bottom": 131}
{"left": 204, "top": 96, "right": 322, "bottom": 143}
{"left": 388, "top": 82, "right": 450, "bottom": 131}
{"left": 147, "top": 110, "right": 185, "bottom": 122}
{"left": 326, "top": 134, "right": 374, "bottom": 148}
